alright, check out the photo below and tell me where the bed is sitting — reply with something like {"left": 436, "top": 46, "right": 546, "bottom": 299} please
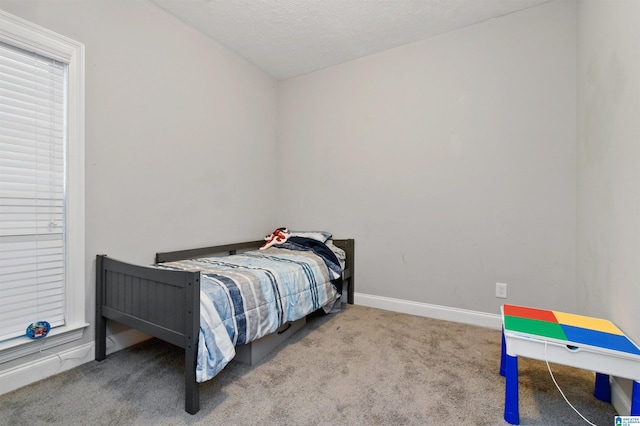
{"left": 95, "top": 235, "right": 354, "bottom": 414}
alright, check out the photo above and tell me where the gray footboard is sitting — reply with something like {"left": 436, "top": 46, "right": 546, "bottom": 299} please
{"left": 95, "top": 238, "right": 354, "bottom": 415}
{"left": 95, "top": 255, "right": 201, "bottom": 414}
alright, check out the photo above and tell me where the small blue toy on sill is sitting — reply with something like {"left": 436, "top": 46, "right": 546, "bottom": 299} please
{"left": 26, "top": 321, "right": 50, "bottom": 339}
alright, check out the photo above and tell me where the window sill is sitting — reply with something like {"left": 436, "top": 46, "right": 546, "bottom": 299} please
{"left": 0, "top": 323, "right": 90, "bottom": 364}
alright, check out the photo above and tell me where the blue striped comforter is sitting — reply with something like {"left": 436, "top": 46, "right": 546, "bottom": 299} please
{"left": 160, "top": 247, "right": 338, "bottom": 382}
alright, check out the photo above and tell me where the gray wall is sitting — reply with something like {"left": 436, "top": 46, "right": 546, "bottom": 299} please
{"left": 577, "top": 0, "right": 640, "bottom": 344}
{"left": 277, "top": 0, "right": 577, "bottom": 315}
{"left": 0, "top": 0, "right": 278, "bottom": 371}
{"left": 577, "top": 0, "right": 640, "bottom": 408}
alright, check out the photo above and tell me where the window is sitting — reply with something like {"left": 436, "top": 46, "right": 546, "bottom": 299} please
{"left": 0, "top": 10, "right": 86, "bottom": 361}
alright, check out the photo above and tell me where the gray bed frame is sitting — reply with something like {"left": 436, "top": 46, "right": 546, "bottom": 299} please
{"left": 95, "top": 238, "right": 354, "bottom": 414}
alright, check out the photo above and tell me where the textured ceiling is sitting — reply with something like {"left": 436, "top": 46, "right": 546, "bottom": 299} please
{"left": 150, "top": 0, "right": 550, "bottom": 80}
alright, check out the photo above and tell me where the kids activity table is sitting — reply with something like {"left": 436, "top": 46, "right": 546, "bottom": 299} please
{"left": 500, "top": 304, "right": 640, "bottom": 425}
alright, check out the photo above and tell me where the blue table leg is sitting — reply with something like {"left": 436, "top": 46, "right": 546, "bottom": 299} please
{"left": 593, "top": 372, "right": 611, "bottom": 402}
{"left": 632, "top": 380, "right": 640, "bottom": 416}
{"left": 504, "top": 353, "right": 520, "bottom": 425}
{"left": 500, "top": 327, "right": 506, "bottom": 377}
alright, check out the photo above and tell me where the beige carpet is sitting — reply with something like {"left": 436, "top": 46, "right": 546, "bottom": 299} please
{"left": 0, "top": 305, "right": 617, "bottom": 425}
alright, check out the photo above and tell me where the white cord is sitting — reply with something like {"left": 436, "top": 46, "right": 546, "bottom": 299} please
{"left": 544, "top": 341, "right": 598, "bottom": 426}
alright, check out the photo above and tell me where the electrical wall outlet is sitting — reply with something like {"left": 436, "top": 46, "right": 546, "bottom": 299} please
{"left": 496, "top": 282, "right": 508, "bottom": 299}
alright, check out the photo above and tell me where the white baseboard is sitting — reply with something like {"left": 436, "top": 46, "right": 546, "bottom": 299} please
{"left": 104, "top": 328, "right": 151, "bottom": 356}
{"left": 355, "top": 292, "right": 503, "bottom": 329}
{"left": 0, "top": 328, "right": 150, "bottom": 396}
{"left": 0, "top": 342, "right": 94, "bottom": 395}
{"left": 611, "top": 377, "right": 633, "bottom": 416}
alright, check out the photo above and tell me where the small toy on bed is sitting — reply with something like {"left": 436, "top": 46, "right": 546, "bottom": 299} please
{"left": 260, "top": 227, "right": 290, "bottom": 249}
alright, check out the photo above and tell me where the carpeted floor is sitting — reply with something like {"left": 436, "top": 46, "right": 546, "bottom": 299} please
{"left": 0, "top": 305, "right": 618, "bottom": 425}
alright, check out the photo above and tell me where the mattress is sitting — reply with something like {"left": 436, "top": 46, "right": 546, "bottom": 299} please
{"left": 158, "top": 244, "right": 339, "bottom": 382}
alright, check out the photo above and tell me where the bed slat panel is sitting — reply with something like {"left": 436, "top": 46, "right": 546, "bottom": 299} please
{"left": 104, "top": 272, "right": 185, "bottom": 331}
{"left": 98, "top": 256, "right": 200, "bottom": 348}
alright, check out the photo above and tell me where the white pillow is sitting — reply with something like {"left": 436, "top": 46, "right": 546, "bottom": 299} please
{"left": 289, "top": 230, "right": 332, "bottom": 243}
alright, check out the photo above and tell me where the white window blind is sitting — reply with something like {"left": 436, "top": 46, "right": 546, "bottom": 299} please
{"left": 0, "top": 41, "right": 67, "bottom": 342}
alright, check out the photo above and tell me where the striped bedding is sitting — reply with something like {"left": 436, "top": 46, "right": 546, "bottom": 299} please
{"left": 159, "top": 246, "right": 339, "bottom": 382}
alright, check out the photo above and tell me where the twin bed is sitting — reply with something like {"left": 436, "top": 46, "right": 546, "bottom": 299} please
{"left": 95, "top": 234, "right": 354, "bottom": 414}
